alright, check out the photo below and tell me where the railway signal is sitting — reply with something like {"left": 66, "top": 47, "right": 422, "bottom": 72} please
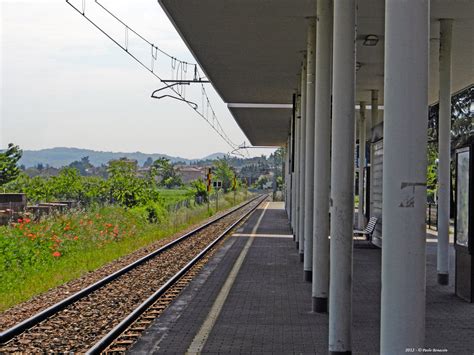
{"left": 232, "top": 175, "right": 237, "bottom": 204}
{"left": 206, "top": 168, "right": 212, "bottom": 193}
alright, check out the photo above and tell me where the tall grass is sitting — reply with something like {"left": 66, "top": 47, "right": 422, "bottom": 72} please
{"left": 0, "top": 191, "right": 253, "bottom": 311}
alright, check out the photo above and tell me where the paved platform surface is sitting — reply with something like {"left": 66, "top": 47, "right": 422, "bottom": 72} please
{"left": 130, "top": 202, "right": 474, "bottom": 354}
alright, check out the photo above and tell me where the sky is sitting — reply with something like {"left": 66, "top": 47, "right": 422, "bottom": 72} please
{"left": 0, "top": 0, "right": 276, "bottom": 159}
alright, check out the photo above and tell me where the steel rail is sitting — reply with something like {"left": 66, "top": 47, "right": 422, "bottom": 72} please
{"left": 87, "top": 195, "right": 267, "bottom": 354}
{"left": 0, "top": 194, "right": 263, "bottom": 344}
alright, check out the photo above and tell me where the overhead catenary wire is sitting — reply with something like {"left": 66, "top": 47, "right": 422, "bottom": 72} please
{"left": 65, "top": 0, "right": 245, "bottom": 156}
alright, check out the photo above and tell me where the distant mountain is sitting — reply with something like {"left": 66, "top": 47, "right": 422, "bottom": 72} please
{"left": 200, "top": 152, "right": 227, "bottom": 160}
{"left": 17, "top": 147, "right": 220, "bottom": 168}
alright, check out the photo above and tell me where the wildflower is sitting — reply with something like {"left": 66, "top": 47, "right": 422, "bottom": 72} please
{"left": 73, "top": 236, "right": 78, "bottom": 240}
{"left": 24, "top": 218, "right": 31, "bottom": 224}
{"left": 52, "top": 251, "right": 61, "bottom": 258}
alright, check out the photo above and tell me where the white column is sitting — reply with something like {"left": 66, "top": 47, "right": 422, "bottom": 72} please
{"left": 312, "top": 0, "right": 332, "bottom": 313}
{"left": 437, "top": 19, "right": 453, "bottom": 286}
{"left": 358, "top": 102, "right": 366, "bottom": 229}
{"left": 289, "top": 124, "right": 294, "bottom": 222}
{"left": 293, "top": 90, "right": 301, "bottom": 245}
{"left": 372, "top": 90, "right": 379, "bottom": 126}
{"left": 381, "top": 1, "right": 429, "bottom": 353}
{"left": 369, "top": 89, "right": 379, "bottom": 218}
{"left": 285, "top": 137, "right": 291, "bottom": 217}
{"left": 304, "top": 19, "right": 317, "bottom": 281}
{"left": 288, "top": 136, "right": 292, "bottom": 218}
{"left": 289, "top": 117, "right": 295, "bottom": 228}
{"left": 299, "top": 60, "right": 307, "bottom": 261}
{"left": 328, "top": 0, "right": 355, "bottom": 353}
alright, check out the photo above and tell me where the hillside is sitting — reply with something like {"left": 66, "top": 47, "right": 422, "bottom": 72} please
{"left": 18, "top": 147, "right": 227, "bottom": 168}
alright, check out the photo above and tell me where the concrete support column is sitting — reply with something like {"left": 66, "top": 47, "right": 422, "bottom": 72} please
{"left": 289, "top": 130, "right": 294, "bottom": 223}
{"left": 298, "top": 61, "right": 307, "bottom": 261}
{"left": 437, "top": 19, "right": 453, "bottom": 286}
{"left": 328, "top": 0, "right": 356, "bottom": 353}
{"left": 289, "top": 136, "right": 292, "bottom": 218}
{"left": 369, "top": 90, "right": 379, "bottom": 217}
{"left": 381, "top": 1, "right": 429, "bottom": 353}
{"left": 304, "top": 19, "right": 317, "bottom": 281}
{"left": 291, "top": 164, "right": 296, "bottom": 233}
{"left": 371, "top": 90, "right": 379, "bottom": 126}
{"left": 285, "top": 137, "right": 291, "bottom": 218}
{"left": 312, "top": 0, "right": 332, "bottom": 313}
{"left": 294, "top": 90, "right": 301, "bottom": 245}
{"left": 358, "top": 102, "right": 366, "bottom": 229}
{"left": 289, "top": 133, "right": 293, "bottom": 220}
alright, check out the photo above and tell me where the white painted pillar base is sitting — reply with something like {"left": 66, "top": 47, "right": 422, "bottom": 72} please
{"left": 312, "top": 0, "right": 332, "bottom": 314}
{"left": 437, "top": 19, "right": 453, "bottom": 286}
{"left": 381, "top": 1, "right": 429, "bottom": 353}
{"left": 304, "top": 19, "right": 317, "bottom": 281}
{"left": 328, "top": 0, "right": 356, "bottom": 353}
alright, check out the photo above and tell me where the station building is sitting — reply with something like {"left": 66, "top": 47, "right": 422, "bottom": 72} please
{"left": 156, "top": 1, "right": 473, "bottom": 354}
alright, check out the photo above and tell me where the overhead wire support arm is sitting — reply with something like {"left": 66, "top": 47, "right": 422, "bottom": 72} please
{"left": 161, "top": 79, "right": 210, "bottom": 83}
{"left": 151, "top": 83, "right": 198, "bottom": 110}
{"left": 65, "top": 0, "right": 241, "bottom": 153}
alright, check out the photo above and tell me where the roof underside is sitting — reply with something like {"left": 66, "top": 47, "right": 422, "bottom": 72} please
{"left": 159, "top": 0, "right": 474, "bottom": 146}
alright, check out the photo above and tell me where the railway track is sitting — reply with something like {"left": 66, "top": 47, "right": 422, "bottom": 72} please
{"left": 0, "top": 194, "right": 267, "bottom": 353}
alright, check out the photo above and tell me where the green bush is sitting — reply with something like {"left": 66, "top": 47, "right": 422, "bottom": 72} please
{"left": 131, "top": 202, "right": 168, "bottom": 225}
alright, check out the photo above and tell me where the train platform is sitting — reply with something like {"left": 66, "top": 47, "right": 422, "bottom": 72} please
{"left": 130, "top": 201, "right": 474, "bottom": 354}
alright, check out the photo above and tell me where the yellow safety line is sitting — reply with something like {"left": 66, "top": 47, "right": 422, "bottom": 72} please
{"left": 186, "top": 202, "right": 270, "bottom": 354}
{"left": 232, "top": 233, "right": 293, "bottom": 238}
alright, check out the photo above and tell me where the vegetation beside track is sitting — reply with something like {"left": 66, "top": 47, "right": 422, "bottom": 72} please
{"left": 0, "top": 190, "right": 253, "bottom": 312}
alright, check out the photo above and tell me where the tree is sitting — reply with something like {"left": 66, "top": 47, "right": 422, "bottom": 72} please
{"left": 269, "top": 147, "right": 284, "bottom": 191}
{"left": 69, "top": 156, "right": 93, "bottom": 176}
{"left": 190, "top": 178, "right": 208, "bottom": 203}
{"left": 427, "top": 85, "right": 473, "bottom": 215}
{"left": 143, "top": 157, "right": 153, "bottom": 168}
{"left": 81, "top": 176, "right": 110, "bottom": 205}
{"left": 151, "top": 158, "right": 182, "bottom": 189}
{"left": 255, "top": 175, "right": 269, "bottom": 189}
{"left": 0, "top": 143, "right": 23, "bottom": 186}
{"left": 50, "top": 167, "right": 84, "bottom": 200}
{"left": 213, "top": 158, "right": 234, "bottom": 192}
{"left": 107, "top": 160, "right": 145, "bottom": 207}
{"left": 4, "top": 173, "right": 53, "bottom": 202}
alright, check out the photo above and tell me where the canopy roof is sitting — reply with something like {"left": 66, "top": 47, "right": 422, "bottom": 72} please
{"left": 159, "top": 0, "right": 474, "bottom": 146}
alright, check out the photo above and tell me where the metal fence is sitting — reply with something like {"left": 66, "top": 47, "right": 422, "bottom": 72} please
{"left": 426, "top": 203, "right": 438, "bottom": 230}
{"left": 166, "top": 199, "right": 192, "bottom": 213}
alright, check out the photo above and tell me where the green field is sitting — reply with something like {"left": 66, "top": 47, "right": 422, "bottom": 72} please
{"left": 0, "top": 191, "right": 252, "bottom": 311}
